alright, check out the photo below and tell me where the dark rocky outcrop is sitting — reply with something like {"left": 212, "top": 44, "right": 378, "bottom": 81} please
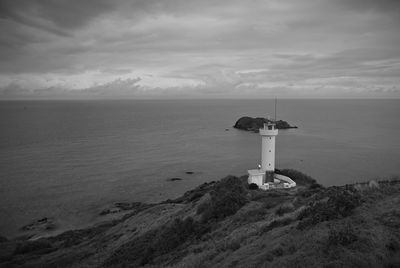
{"left": 20, "top": 217, "right": 57, "bottom": 233}
{"left": 99, "top": 202, "right": 148, "bottom": 215}
{"left": 233, "top": 116, "right": 297, "bottom": 132}
{"left": 166, "top": 177, "right": 183, "bottom": 181}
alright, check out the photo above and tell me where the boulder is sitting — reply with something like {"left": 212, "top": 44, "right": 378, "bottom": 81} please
{"left": 166, "top": 177, "right": 183, "bottom": 181}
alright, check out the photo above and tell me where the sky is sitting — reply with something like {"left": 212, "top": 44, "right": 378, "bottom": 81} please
{"left": 0, "top": 0, "right": 399, "bottom": 99}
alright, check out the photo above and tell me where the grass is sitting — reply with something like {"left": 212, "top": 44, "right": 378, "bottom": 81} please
{"left": 275, "top": 203, "right": 295, "bottom": 216}
{"left": 327, "top": 223, "right": 359, "bottom": 247}
{"left": 297, "top": 187, "right": 362, "bottom": 229}
{"left": 260, "top": 216, "right": 295, "bottom": 234}
{"left": 14, "top": 239, "right": 53, "bottom": 255}
{"left": 3, "top": 171, "right": 400, "bottom": 268}
{"left": 104, "top": 217, "right": 210, "bottom": 267}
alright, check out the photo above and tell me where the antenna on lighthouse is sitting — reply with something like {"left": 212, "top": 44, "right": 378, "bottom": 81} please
{"left": 274, "top": 97, "right": 277, "bottom": 122}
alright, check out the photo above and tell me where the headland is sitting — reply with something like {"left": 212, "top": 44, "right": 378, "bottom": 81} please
{"left": 1, "top": 170, "right": 399, "bottom": 267}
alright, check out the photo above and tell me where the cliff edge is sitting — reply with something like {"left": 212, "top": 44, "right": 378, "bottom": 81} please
{"left": 1, "top": 170, "right": 399, "bottom": 268}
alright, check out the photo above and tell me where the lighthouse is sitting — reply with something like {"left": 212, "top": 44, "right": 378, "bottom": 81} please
{"left": 247, "top": 100, "right": 296, "bottom": 190}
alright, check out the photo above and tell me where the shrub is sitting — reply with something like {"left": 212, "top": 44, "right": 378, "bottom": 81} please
{"left": 172, "top": 181, "right": 216, "bottom": 203}
{"left": 379, "top": 210, "right": 400, "bottom": 229}
{"left": 327, "top": 224, "right": 358, "bottom": 247}
{"left": 260, "top": 217, "right": 294, "bottom": 233}
{"left": 250, "top": 188, "right": 289, "bottom": 203}
{"left": 309, "top": 182, "right": 323, "bottom": 189}
{"left": 200, "top": 191, "right": 247, "bottom": 222}
{"left": 248, "top": 183, "right": 259, "bottom": 190}
{"left": 275, "top": 203, "right": 295, "bottom": 216}
{"left": 385, "top": 257, "right": 400, "bottom": 268}
{"left": 228, "top": 240, "right": 241, "bottom": 251}
{"left": 272, "top": 246, "right": 284, "bottom": 256}
{"left": 386, "top": 238, "right": 400, "bottom": 252}
{"left": 233, "top": 204, "right": 271, "bottom": 224}
{"left": 145, "top": 217, "right": 208, "bottom": 260}
{"left": 198, "top": 176, "right": 248, "bottom": 222}
{"left": 297, "top": 188, "right": 361, "bottom": 229}
{"left": 216, "top": 239, "right": 241, "bottom": 252}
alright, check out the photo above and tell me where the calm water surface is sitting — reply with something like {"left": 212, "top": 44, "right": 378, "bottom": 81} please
{"left": 0, "top": 99, "right": 399, "bottom": 237}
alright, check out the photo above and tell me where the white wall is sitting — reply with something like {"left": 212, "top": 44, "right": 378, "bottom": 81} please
{"left": 248, "top": 174, "right": 264, "bottom": 185}
{"left": 275, "top": 174, "right": 296, "bottom": 188}
{"left": 261, "top": 136, "right": 275, "bottom": 171}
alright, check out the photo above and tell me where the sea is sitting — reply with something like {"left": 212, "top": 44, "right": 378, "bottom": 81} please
{"left": 0, "top": 99, "right": 399, "bottom": 238}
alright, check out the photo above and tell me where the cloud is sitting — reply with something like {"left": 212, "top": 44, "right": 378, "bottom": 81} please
{"left": 337, "top": 0, "right": 400, "bottom": 12}
{"left": 0, "top": 0, "right": 399, "bottom": 98}
{"left": 0, "top": 0, "right": 114, "bottom": 32}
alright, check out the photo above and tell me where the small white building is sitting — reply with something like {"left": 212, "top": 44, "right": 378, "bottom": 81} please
{"left": 247, "top": 120, "right": 296, "bottom": 190}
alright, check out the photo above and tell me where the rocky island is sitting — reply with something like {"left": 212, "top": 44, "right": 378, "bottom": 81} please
{"left": 234, "top": 116, "right": 297, "bottom": 132}
{"left": 0, "top": 170, "right": 399, "bottom": 268}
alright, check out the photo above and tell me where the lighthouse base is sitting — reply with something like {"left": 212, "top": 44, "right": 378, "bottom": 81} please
{"left": 265, "top": 171, "right": 274, "bottom": 183}
{"left": 247, "top": 169, "right": 296, "bottom": 190}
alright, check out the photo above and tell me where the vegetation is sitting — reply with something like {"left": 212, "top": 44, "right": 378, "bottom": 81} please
{"left": 1, "top": 171, "right": 399, "bottom": 268}
{"left": 14, "top": 239, "right": 53, "bottom": 255}
{"left": 275, "top": 203, "right": 295, "bottom": 216}
{"left": 104, "top": 217, "right": 208, "bottom": 267}
{"left": 169, "top": 181, "right": 216, "bottom": 203}
{"left": 233, "top": 116, "right": 298, "bottom": 132}
{"left": 197, "top": 176, "right": 248, "bottom": 222}
{"left": 327, "top": 223, "right": 359, "bottom": 247}
{"left": 297, "top": 186, "right": 362, "bottom": 229}
{"left": 248, "top": 183, "right": 259, "bottom": 190}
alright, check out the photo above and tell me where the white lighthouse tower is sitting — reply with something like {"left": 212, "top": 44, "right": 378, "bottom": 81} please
{"left": 260, "top": 120, "right": 278, "bottom": 182}
{"left": 247, "top": 100, "right": 296, "bottom": 190}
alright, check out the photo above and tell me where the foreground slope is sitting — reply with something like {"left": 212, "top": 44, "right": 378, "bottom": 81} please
{"left": 1, "top": 170, "right": 399, "bottom": 268}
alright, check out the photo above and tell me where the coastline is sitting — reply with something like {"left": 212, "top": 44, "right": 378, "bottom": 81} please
{"left": 1, "top": 170, "right": 399, "bottom": 267}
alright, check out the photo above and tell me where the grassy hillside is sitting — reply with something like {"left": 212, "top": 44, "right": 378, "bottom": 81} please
{"left": 1, "top": 170, "right": 399, "bottom": 268}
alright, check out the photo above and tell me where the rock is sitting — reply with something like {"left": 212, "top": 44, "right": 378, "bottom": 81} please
{"left": 99, "top": 209, "right": 110, "bottom": 216}
{"left": 275, "top": 120, "right": 297, "bottom": 129}
{"left": 20, "top": 217, "right": 56, "bottom": 232}
{"left": 38, "top": 217, "right": 48, "bottom": 223}
{"left": 114, "top": 202, "right": 144, "bottom": 210}
{"left": 99, "top": 208, "right": 122, "bottom": 215}
{"left": 166, "top": 177, "right": 183, "bottom": 181}
{"left": 185, "top": 171, "right": 194, "bottom": 175}
{"left": 100, "top": 202, "right": 145, "bottom": 216}
{"left": 233, "top": 116, "right": 297, "bottom": 132}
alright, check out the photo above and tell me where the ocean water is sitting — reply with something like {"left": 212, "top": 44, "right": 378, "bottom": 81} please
{"left": 0, "top": 99, "right": 399, "bottom": 237}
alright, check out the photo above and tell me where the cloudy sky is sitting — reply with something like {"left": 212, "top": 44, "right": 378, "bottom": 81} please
{"left": 0, "top": 0, "right": 399, "bottom": 99}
